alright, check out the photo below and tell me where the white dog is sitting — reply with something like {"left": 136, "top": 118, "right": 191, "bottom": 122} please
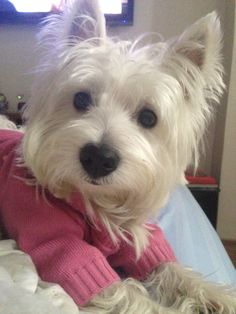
{"left": 0, "top": 0, "right": 236, "bottom": 313}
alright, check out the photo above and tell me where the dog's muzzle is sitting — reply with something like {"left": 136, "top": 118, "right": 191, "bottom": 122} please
{"left": 80, "top": 143, "right": 120, "bottom": 179}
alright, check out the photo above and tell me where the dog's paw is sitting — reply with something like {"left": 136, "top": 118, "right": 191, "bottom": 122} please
{"left": 82, "top": 279, "right": 157, "bottom": 314}
{"left": 144, "top": 263, "right": 236, "bottom": 314}
{"left": 82, "top": 278, "right": 180, "bottom": 314}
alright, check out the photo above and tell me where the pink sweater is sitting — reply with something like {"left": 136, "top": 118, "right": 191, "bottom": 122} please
{"left": 0, "top": 129, "right": 176, "bottom": 306}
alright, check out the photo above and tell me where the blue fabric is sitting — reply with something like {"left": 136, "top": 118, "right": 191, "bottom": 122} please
{"left": 151, "top": 185, "right": 236, "bottom": 285}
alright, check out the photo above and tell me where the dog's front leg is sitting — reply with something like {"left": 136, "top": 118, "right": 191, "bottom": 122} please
{"left": 144, "top": 262, "right": 236, "bottom": 313}
{"left": 82, "top": 278, "right": 180, "bottom": 314}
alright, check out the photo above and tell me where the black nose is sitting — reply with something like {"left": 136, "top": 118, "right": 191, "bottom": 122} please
{"left": 79, "top": 143, "right": 120, "bottom": 179}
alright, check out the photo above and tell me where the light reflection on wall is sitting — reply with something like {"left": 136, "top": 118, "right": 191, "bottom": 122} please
{"left": 100, "top": 0, "right": 122, "bottom": 14}
{"left": 8, "top": 0, "right": 124, "bottom": 13}
{"left": 8, "top": 0, "right": 62, "bottom": 12}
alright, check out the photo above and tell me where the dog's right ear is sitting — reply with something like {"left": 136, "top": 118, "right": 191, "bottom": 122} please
{"left": 40, "top": 0, "right": 106, "bottom": 48}
{"left": 63, "top": 0, "right": 106, "bottom": 41}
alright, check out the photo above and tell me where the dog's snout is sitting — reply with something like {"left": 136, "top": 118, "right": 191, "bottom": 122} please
{"left": 80, "top": 143, "right": 120, "bottom": 179}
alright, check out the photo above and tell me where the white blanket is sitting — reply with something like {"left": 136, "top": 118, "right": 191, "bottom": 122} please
{"left": 0, "top": 240, "right": 80, "bottom": 314}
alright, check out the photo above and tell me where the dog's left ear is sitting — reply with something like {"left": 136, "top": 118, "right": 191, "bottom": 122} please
{"left": 163, "top": 11, "right": 224, "bottom": 100}
{"left": 158, "top": 12, "right": 225, "bottom": 175}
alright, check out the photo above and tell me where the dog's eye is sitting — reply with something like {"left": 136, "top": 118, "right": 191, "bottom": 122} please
{"left": 73, "top": 92, "right": 92, "bottom": 112}
{"left": 138, "top": 108, "right": 157, "bottom": 128}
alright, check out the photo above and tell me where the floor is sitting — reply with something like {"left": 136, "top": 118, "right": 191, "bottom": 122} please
{"left": 223, "top": 240, "right": 236, "bottom": 267}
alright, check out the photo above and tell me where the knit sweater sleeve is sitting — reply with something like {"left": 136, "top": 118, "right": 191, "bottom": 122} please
{"left": 0, "top": 156, "right": 119, "bottom": 306}
{"left": 108, "top": 224, "right": 177, "bottom": 280}
{"left": 26, "top": 231, "right": 120, "bottom": 306}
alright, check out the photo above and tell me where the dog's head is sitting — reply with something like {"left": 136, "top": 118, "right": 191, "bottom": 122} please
{"left": 22, "top": 0, "right": 224, "bottom": 243}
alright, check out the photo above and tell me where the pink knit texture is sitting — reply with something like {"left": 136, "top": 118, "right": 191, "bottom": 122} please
{"left": 0, "top": 130, "right": 176, "bottom": 306}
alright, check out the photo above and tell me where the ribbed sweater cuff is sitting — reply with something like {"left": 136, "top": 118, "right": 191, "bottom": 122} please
{"left": 134, "top": 240, "right": 176, "bottom": 280}
{"left": 62, "top": 257, "right": 120, "bottom": 306}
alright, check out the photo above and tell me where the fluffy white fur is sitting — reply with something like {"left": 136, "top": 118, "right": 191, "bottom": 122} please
{"left": 22, "top": 3, "right": 225, "bottom": 253}
{"left": 1, "top": 0, "right": 236, "bottom": 312}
